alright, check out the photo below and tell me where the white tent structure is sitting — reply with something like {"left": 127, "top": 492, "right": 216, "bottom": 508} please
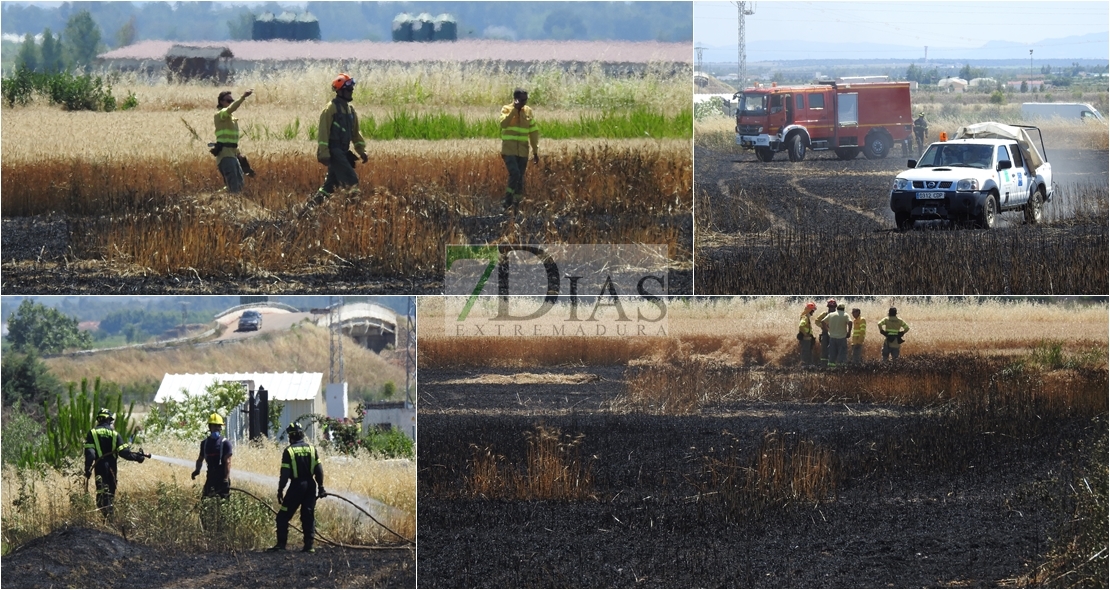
{"left": 155, "top": 372, "right": 324, "bottom": 441}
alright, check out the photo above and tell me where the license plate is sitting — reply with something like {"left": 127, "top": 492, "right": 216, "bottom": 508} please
{"left": 916, "top": 192, "right": 944, "bottom": 200}
{"left": 754, "top": 135, "right": 770, "bottom": 147}
{"left": 922, "top": 207, "right": 937, "bottom": 215}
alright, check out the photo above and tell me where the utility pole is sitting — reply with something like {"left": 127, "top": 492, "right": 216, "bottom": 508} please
{"left": 1029, "top": 49, "right": 1034, "bottom": 85}
{"left": 328, "top": 296, "right": 344, "bottom": 385}
{"left": 737, "top": 2, "right": 754, "bottom": 90}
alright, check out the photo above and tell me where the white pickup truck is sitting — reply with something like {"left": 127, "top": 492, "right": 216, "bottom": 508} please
{"left": 889, "top": 122, "right": 1053, "bottom": 230}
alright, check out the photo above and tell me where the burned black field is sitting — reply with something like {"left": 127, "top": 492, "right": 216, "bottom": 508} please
{"left": 694, "top": 146, "right": 1109, "bottom": 294}
{"left": 416, "top": 362, "right": 1106, "bottom": 588}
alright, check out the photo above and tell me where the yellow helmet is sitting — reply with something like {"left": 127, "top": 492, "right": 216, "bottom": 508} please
{"left": 208, "top": 413, "right": 224, "bottom": 426}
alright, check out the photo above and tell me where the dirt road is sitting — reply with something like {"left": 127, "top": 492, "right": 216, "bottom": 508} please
{"left": 212, "top": 308, "right": 314, "bottom": 342}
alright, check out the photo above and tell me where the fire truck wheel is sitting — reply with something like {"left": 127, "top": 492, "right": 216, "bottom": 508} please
{"left": 755, "top": 147, "right": 775, "bottom": 162}
{"left": 863, "top": 131, "right": 892, "bottom": 160}
{"left": 835, "top": 147, "right": 860, "bottom": 160}
{"left": 787, "top": 134, "right": 806, "bottom": 162}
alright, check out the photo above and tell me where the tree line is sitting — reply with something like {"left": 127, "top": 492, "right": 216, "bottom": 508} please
{"left": 11, "top": 10, "right": 102, "bottom": 73}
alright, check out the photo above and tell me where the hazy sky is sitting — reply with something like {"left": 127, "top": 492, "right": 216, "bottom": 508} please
{"left": 695, "top": 1, "right": 1110, "bottom": 50}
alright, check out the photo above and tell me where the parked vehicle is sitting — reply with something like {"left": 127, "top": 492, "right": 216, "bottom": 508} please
{"left": 735, "top": 80, "right": 913, "bottom": 161}
{"left": 1021, "top": 102, "right": 1104, "bottom": 122}
{"left": 889, "top": 122, "right": 1053, "bottom": 230}
{"left": 238, "top": 309, "right": 263, "bottom": 331}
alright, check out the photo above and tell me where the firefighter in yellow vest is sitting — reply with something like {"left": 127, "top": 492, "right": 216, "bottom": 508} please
{"left": 500, "top": 88, "right": 540, "bottom": 212}
{"left": 268, "top": 422, "right": 326, "bottom": 553}
{"left": 797, "top": 301, "right": 817, "bottom": 366}
{"left": 877, "top": 307, "right": 910, "bottom": 361}
{"left": 311, "top": 73, "right": 368, "bottom": 206}
{"left": 84, "top": 407, "right": 146, "bottom": 517}
{"left": 849, "top": 307, "right": 867, "bottom": 364}
{"left": 212, "top": 89, "right": 254, "bottom": 193}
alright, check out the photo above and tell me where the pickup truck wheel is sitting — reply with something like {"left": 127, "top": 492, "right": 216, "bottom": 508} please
{"left": 787, "top": 134, "right": 806, "bottom": 162}
{"left": 835, "top": 147, "right": 860, "bottom": 160}
{"left": 755, "top": 147, "right": 775, "bottom": 162}
{"left": 975, "top": 194, "right": 998, "bottom": 229}
{"left": 895, "top": 212, "right": 913, "bottom": 231}
{"left": 863, "top": 131, "right": 892, "bottom": 160}
{"left": 1023, "top": 188, "right": 1044, "bottom": 224}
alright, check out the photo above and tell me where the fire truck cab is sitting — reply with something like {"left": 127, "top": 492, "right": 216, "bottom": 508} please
{"left": 735, "top": 80, "right": 913, "bottom": 162}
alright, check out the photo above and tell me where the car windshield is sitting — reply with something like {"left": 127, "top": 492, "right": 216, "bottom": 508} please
{"left": 243, "top": 311, "right": 260, "bottom": 319}
{"left": 737, "top": 93, "right": 768, "bottom": 116}
{"left": 917, "top": 144, "right": 995, "bottom": 169}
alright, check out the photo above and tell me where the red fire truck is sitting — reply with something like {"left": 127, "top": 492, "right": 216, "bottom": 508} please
{"left": 734, "top": 80, "right": 913, "bottom": 162}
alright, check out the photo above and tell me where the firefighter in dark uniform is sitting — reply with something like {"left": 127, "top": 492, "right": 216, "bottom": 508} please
{"left": 268, "top": 422, "right": 327, "bottom": 553}
{"left": 191, "top": 412, "right": 233, "bottom": 499}
{"left": 84, "top": 407, "right": 146, "bottom": 517}
{"left": 913, "top": 111, "right": 929, "bottom": 152}
{"left": 309, "top": 73, "right": 368, "bottom": 207}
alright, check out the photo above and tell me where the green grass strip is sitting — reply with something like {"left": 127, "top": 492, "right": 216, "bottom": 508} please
{"left": 359, "top": 107, "right": 692, "bottom": 141}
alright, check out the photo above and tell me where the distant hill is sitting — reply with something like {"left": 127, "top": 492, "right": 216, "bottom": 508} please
{"left": 700, "top": 31, "right": 1109, "bottom": 63}
{"left": 694, "top": 73, "right": 735, "bottom": 94}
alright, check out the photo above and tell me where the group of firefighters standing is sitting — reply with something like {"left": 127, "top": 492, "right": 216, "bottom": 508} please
{"left": 85, "top": 410, "right": 326, "bottom": 554}
{"left": 798, "top": 299, "right": 910, "bottom": 366}
{"left": 211, "top": 74, "right": 539, "bottom": 214}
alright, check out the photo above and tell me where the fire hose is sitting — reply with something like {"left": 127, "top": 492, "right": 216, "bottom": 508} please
{"left": 228, "top": 486, "right": 414, "bottom": 548}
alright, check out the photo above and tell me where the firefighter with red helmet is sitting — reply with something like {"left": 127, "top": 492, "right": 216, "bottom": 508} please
{"left": 192, "top": 412, "right": 233, "bottom": 499}
{"left": 84, "top": 407, "right": 146, "bottom": 517}
{"left": 797, "top": 301, "right": 818, "bottom": 366}
{"left": 310, "top": 73, "right": 369, "bottom": 207}
{"left": 268, "top": 422, "right": 326, "bottom": 553}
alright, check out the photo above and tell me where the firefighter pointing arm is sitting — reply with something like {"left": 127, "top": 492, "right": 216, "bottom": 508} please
{"left": 212, "top": 88, "right": 255, "bottom": 192}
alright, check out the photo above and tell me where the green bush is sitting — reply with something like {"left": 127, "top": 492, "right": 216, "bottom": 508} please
{"left": 1, "top": 68, "right": 119, "bottom": 111}
{"left": 120, "top": 90, "right": 138, "bottom": 110}
{"left": 694, "top": 96, "right": 730, "bottom": 121}
{"left": 364, "top": 426, "right": 414, "bottom": 459}
{"left": 25, "top": 377, "right": 138, "bottom": 469}
{"left": 1, "top": 403, "right": 43, "bottom": 466}
{"left": 144, "top": 380, "right": 247, "bottom": 441}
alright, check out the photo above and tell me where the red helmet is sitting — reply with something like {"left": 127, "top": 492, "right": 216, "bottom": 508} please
{"left": 804, "top": 302, "right": 817, "bottom": 312}
{"left": 826, "top": 298, "right": 837, "bottom": 307}
{"left": 332, "top": 73, "right": 355, "bottom": 91}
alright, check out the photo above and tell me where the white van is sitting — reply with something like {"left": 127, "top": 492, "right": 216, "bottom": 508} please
{"left": 1021, "top": 102, "right": 1104, "bottom": 122}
